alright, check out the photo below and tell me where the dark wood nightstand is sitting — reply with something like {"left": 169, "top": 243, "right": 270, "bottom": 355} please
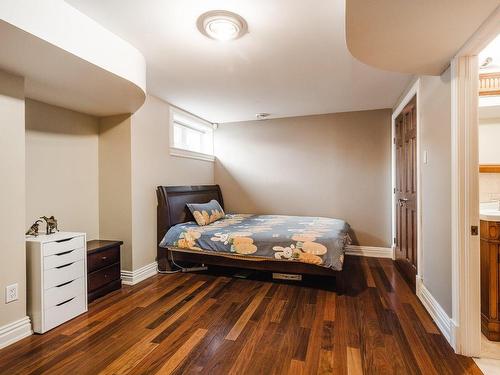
{"left": 87, "top": 240, "right": 123, "bottom": 303}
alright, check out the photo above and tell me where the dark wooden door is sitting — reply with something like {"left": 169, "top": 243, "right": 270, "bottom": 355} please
{"left": 395, "top": 96, "right": 417, "bottom": 291}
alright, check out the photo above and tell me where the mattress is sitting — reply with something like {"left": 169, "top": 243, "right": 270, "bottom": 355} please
{"left": 159, "top": 214, "right": 351, "bottom": 271}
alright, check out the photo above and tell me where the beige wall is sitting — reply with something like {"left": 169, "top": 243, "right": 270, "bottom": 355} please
{"left": 0, "top": 71, "right": 26, "bottom": 326}
{"left": 24, "top": 96, "right": 210, "bottom": 272}
{"left": 394, "top": 70, "right": 453, "bottom": 315}
{"left": 479, "top": 118, "right": 500, "bottom": 165}
{"left": 98, "top": 95, "right": 214, "bottom": 271}
{"left": 99, "top": 115, "right": 133, "bottom": 270}
{"left": 214, "top": 110, "right": 392, "bottom": 247}
{"left": 131, "top": 95, "right": 214, "bottom": 269}
{"left": 479, "top": 174, "right": 500, "bottom": 203}
{"left": 478, "top": 118, "right": 500, "bottom": 202}
{"left": 419, "top": 69, "right": 452, "bottom": 316}
{"left": 25, "top": 100, "right": 100, "bottom": 239}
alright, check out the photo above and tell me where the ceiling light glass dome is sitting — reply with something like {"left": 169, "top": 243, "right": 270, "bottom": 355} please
{"left": 197, "top": 10, "right": 248, "bottom": 41}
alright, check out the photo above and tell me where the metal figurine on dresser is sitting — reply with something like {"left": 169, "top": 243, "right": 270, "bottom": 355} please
{"left": 25, "top": 220, "right": 43, "bottom": 236}
{"left": 40, "top": 215, "right": 59, "bottom": 235}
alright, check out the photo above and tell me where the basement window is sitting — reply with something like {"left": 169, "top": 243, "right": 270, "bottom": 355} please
{"left": 170, "top": 107, "right": 214, "bottom": 162}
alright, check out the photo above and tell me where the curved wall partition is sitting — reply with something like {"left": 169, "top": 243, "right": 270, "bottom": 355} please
{"left": 345, "top": 0, "right": 499, "bottom": 75}
{"left": 0, "top": 0, "right": 146, "bottom": 115}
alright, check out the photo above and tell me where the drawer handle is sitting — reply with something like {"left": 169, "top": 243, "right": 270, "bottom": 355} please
{"left": 55, "top": 279, "right": 74, "bottom": 288}
{"left": 55, "top": 238, "right": 73, "bottom": 243}
{"left": 56, "top": 262, "right": 74, "bottom": 269}
{"left": 56, "top": 297, "right": 75, "bottom": 306}
{"left": 55, "top": 250, "right": 74, "bottom": 256}
{"left": 101, "top": 256, "right": 107, "bottom": 260}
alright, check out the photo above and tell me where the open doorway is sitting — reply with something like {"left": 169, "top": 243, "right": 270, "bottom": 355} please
{"left": 477, "top": 33, "right": 500, "bottom": 369}
{"left": 450, "top": 8, "right": 500, "bottom": 360}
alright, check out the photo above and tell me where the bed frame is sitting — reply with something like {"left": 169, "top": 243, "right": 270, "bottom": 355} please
{"left": 156, "top": 185, "right": 344, "bottom": 286}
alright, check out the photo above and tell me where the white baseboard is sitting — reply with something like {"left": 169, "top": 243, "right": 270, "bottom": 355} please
{"left": 416, "top": 276, "right": 454, "bottom": 346}
{"left": 345, "top": 245, "right": 393, "bottom": 259}
{"left": 121, "top": 261, "right": 158, "bottom": 285}
{"left": 121, "top": 249, "right": 390, "bottom": 285}
{"left": 0, "top": 316, "right": 32, "bottom": 349}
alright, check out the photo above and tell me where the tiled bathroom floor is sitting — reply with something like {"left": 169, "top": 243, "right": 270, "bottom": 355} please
{"left": 474, "top": 335, "right": 500, "bottom": 375}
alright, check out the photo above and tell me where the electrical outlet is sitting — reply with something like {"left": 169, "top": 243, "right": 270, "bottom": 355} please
{"left": 5, "top": 284, "right": 18, "bottom": 303}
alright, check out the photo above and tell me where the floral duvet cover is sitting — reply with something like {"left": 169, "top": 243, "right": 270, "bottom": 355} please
{"left": 159, "top": 214, "right": 351, "bottom": 271}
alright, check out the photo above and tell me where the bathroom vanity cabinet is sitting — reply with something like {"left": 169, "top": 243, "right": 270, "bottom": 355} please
{"left": 481, "top": 219, "right": 500, "bottom": 341}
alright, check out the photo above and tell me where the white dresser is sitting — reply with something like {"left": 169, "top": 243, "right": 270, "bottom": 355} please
{"left": 26, "top": 232, "right": 88, "bottom": 333}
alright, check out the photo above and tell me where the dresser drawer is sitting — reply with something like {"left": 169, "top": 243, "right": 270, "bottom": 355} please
{"left": 44, "top": 260, "right": 85, "bottom": 290}
{"left": 44, "top": 294, "right": 86, "bottom": 332}
{"left": 44, "top": 247, "right": 85, "bottom": 270}
{"left": 44, "top": 277, "right": 85, "bottom": 310}
{"left": 88, "top": 246, "right": 120, "bottom": 273}
{"left": 88, "top": 263, "right": 120, "bottom": 293}
{"left": 43, "top": 236, "right": 85, "bottom": 256}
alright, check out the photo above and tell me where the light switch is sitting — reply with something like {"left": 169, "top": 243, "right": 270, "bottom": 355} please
{"left": 423, "top": 151, "right": 428, "bottom": 164}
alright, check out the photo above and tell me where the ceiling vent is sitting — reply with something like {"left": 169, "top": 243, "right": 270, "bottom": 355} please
{"left": 256, "top": 113, "right": 270, "bottom": 120}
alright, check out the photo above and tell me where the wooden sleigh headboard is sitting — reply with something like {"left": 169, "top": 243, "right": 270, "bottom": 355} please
{"left": 156, "top": 185, "right": 224, "bottom": 271}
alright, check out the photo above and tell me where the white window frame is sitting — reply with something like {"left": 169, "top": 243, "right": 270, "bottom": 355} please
{"left": 169, "top": 107, "right": 215, "bottom": 162}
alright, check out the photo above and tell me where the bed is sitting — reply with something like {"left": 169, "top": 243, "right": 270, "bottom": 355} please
{"left": 156, "top": 185, "right": 350, "bottom": 288}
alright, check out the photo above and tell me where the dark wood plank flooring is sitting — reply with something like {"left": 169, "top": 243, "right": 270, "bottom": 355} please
{"left": 0, "top": 256, "right": 482, "bottom": 374}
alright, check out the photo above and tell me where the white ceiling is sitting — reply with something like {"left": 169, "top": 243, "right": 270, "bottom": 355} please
{"left": 66, "top": 0, "right": 412, "bottom": 123}
{"left": 480, "top": 33, "right": 500, "bottom": 72}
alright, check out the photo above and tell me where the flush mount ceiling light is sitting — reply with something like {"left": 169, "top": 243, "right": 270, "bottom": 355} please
{"left": 197, "top": 10, "right": 248, "bottom": 41}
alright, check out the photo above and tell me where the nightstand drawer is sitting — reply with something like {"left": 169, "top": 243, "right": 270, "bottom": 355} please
{"left": 44, "top": 260, "right": 85, "bottom": 290}
{"left": 44, "top": 294, "right": 86, "bottom": 332}
{"left": 43, "top": 236, "right": 84, "bottom": 256}
{"left": 44, "top": 247, "right": 85, "bottom": 270}
{"left": 88, "top": 246, "right": 120, "bottom": 273}
{"left": 44, "top": 277, "right": 85, "bottom": 310}
{"left": 88, "top": 263, "right": 120, "bottom": 293}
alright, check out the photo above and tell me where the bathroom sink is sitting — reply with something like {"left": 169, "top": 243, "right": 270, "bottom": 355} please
{"left": 480, "top": 202, "right": 500, "bottom": 221}
{"left": 480, "top": 209, "right": 500, "bottom": 221}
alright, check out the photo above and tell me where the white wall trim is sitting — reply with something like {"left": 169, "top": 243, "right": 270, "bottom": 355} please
{"left": 121, "top": 262, "right": 158, "bottom": 285}
{"left": 345, "top": 245, "right": 393, "bottom": 258}
{"left": 122, "top": 251, "right": 391, "bottom": 285}
{"left": 170, "top": 147, "right": 215, "bottom": 162}
{"left": 451, "top": 55, "right": 482, "bottom": 356}
{"left": 0, "top": 316, "right": 32, "bottom": 350}
{"left": 416, "top": 276, "right": 455, "bottom": 346}
{"left": 391, "top": 79, "right": 423, "bottom": 279}
{"left": 451, "top": 8, "right": 500, "bottom": 357}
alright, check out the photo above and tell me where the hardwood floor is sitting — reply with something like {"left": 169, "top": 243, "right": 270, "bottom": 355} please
{"left": 0, "top": 256, "right": 482, "bottom": 374}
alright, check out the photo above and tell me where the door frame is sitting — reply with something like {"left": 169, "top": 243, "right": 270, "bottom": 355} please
{"left": 391, "top": 79, "right": 422, "bottom": 282}
{"left": 452, "top": 7, "right": 500, "bottom": 356}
